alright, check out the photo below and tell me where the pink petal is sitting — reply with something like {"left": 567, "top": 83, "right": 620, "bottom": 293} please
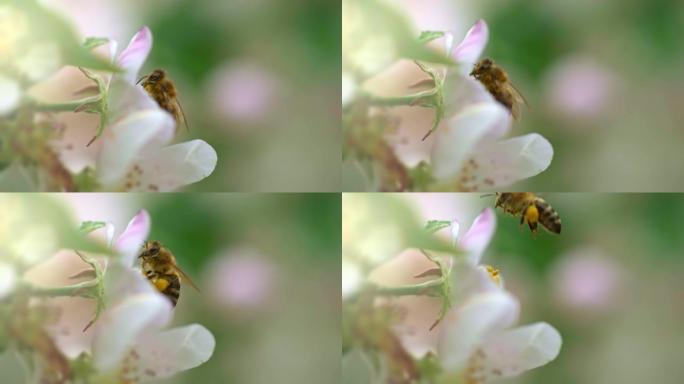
{"left": 115, "top": 210, "right": 150, "bottom": 266}
{"left": 453, "top": 20, "right": 489, "bottom": 72}
{"left": 460, "top": 208, "right": 496, "bottom": 264}
{"left": 117, "top": 26, "right": 153, "bottom": 84}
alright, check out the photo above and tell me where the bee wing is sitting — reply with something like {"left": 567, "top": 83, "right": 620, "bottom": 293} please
{"left": 173, "top": 98, "right": 190, "bottom": 131}
{"left": 170, "top": 264, "right": 201, "bottom": 292}
{"left": 506, "top": 81, "right": 529, "bottom": 120}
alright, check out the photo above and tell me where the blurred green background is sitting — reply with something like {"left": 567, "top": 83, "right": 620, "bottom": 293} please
{"left": 392, "top": 193, "right": 684, "bottom": 384}
{"left": 45, "top": 0, "right": 340, "bottom": 191}
{"left": 38, "top": 193, "right": 340, "bottom": 384}
{"left": 381, "top": 0, "right": 684, "bottom": 191}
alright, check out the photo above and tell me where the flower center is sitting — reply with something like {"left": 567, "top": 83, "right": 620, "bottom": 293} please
{"left": 484, "top": 265, "right": 501, "bottom": 286}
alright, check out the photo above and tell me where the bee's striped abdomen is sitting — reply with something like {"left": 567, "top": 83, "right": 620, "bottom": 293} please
{"left": 160, "top": 273, "right": 181, "bottom": 307}
{"left": 535, "top": 200, "right": 561, "bottom": 234}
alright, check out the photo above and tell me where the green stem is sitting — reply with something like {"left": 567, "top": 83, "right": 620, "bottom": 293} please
{"left": 22, "top": 279, "right": 98, "bottom": 298}
{"left": 26, "top": 96, "right": 101, "bottom": 112}
{"left": 362, "top": 90, "right": 435, "bottom": 107}
{"left": 368, "top": 278, "right": 444, "bottom": 297}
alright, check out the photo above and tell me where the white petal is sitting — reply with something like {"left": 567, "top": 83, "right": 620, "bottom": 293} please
{"left": 470, "top": 133, "right": 554, "bottom": 189}
{"left": 103, "top": 263, "right": 158, "bottom": 303}
{"left": 453, "top": 20, "right": 489, "bottom": 74}
{"left": 449, "top": 260, "right": 502, "bottom": 303}
{"left": 108, "top": 77, "right": 160, "bottom": 121}
{"left": 92, "top": 293, "right": 172, "bottom": 372}
{"left": 460, "top": 208, "right": 496, "bottom": 265}
{"left": 127, "top": 324, "right": 215, "bottom": 381}
{"left": 97, "top": 109, "right": 175, "bottom": 189}
{"left": 127, "top": 140, "right": 218, "bottom": 192}
{"left": 450, "top": 220, "right": 460, "bottom": 246}
{"left": 438, "top": 291, "right": 519, "bottom": 373}
{"left": 114, "top": 210, "right": 150, "bottom": 266}
{"left": 478, "top": 322, "right": 562, "bottom": 380}
{"left": 117, "top": 26, "right": 153, "bottom": 84}
{"left": 0, "top": 74, "right": 21, "bottom": 116}
{"left": 0, "top": 261, "right": 16, "bottom": 299}
{"left": 431, "top": 102, "right": 510, "bottom": 181}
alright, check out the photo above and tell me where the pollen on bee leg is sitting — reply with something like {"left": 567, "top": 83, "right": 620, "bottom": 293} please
{"left": 153, "top": 278, "right": 170, "bottom": 291}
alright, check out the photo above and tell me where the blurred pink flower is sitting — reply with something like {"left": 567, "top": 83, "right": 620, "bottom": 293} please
{"left": 205, "top": 247, "right": 275, "bottom": 310}
{"left": 551, "top": 248, "right": 622, "bottom": 310}
{"left": 544, "top": 55, "right": 614, "bottom": 118}
{"left": 207, "top": 61, "right": 278, "bottom": 124}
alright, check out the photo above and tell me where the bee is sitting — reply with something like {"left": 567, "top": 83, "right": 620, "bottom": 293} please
{"left": 470, "top": 58, "right": 528, "bottom": 119}
{"left": 494, "top": 192, "right": 561, "bottom": 234}
{"left": 137, "top": 69, "right": 189, "bottom": 131}
{"left": 138, "top": 240, "right": 199, "bottom": 306}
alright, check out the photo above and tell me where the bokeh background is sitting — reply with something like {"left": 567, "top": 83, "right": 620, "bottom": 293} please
{"left": 345, "top": 193, "right": 684, "bottom": 383}
{"left": 364, "top": 0, "right": 684, "bottom": 191}
{"left": 42, "top": 0, "right": 340, "bottom": 191}
{"left": 0, "top": 193, "right": 340, "bottom": 383}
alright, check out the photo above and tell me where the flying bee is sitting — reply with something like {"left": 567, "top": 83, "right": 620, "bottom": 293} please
{"left": 470, "top": 58, "right": 528, "bottom": 119}
{"left": 137, "top": 69, "right": 189, "bottom": 131}
{"left": 493, "top": 192, "right": 561, "bottom": 234}
{"left": 138, "top": 240, "right": 199, "bottom": 306}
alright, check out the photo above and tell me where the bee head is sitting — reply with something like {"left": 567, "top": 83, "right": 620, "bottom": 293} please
{"left": 470, "top": 58, "right": 493, "bottom": 78}
{"left": 139, "top": 240, "right": 162, "bottom": 258}
{"left": 148, "top": 69, "right": 166, "bottom": 83}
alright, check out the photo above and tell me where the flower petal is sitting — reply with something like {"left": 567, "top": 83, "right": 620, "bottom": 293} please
{"left": 478, "top": 322, "right": 562, "bottom": 380}
{"left": 108, "top": 78, "right": 161, "bottom": 122}
{"left": 0, "top": 74, "right": 21, "bottom": 116}
{"left": 470, "top": 133, "right": 554, "bottom": 189}
{"left": 460, "top": 208, "right": 496, "bottom": 264}
{"left": 117, "top": 26, "right": 153, "bottom": 83}
{"left": 92, "top": 293, "right": 172, "bottom": 372}
{"left": 104, "top": 263, "right": 158, "bottom": 303}
{"left": 128, "top": 324, "right": 215, "bottom": 381}
{"left": 0, "top": 261, "right": 16, "bottom": 299}
{"left": 114, "top": 210, "right": 150, "bottom": 266}
{"left": 453, "top": 20, "right": 488, "bottom": 73}
{"left": 97, "top": 109, "right": 175, "bottom": 189}
{"left": 127, "top": 140, "right": 218, "bottom": 192}
{"left": 439, "top": 290, "right": 519, "bottom": 372}
{"left": 431, "top": 102, "right": 510, "bottom": 181}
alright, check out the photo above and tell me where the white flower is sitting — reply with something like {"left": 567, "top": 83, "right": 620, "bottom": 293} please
{"left": 431, "top": 102, "right": 553, "bottom": 191}
{"left": 438, "top": 290, "right": 561, "bottom": 383}
{"left": 434, "top": 209, "right": 561, "bottom": 382}
{"left": 93, "top": 27, "right": 217, "bottom": 191}
{"left": 68, "top": 209, "right": 215, "bottom": 382}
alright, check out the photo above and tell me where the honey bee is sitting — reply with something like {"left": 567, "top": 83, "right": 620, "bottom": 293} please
{"left": 138, "top": 240, "right": 199, "bottom": 306}
{"left": 470, "top": 58, "right": 528, "bottom": 119}
{"left": 494, "top": 192, "right": 561, "bottom": 234}
{"left": 137, "top": 69, "right": 189, "bottom": 130}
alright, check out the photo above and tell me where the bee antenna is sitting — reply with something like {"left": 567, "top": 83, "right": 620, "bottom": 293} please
{"left": 136, "top": 75, "right": 147, "bottom": 85}
{"left": 480, "top": 193, "right": 495, "bottom": 198}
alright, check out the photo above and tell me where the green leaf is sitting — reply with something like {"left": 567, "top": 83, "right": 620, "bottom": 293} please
{"left": 79, "top": 221, "right": 107, "bottom": 235}
{"left": 418, "top": 30, "right": 445, "bottom": 44}
{"left": 83, "top": 37, "right": 110, "bottom": 51}
{"left": 425, "top": 220, "right": 452, "bottom": 235}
